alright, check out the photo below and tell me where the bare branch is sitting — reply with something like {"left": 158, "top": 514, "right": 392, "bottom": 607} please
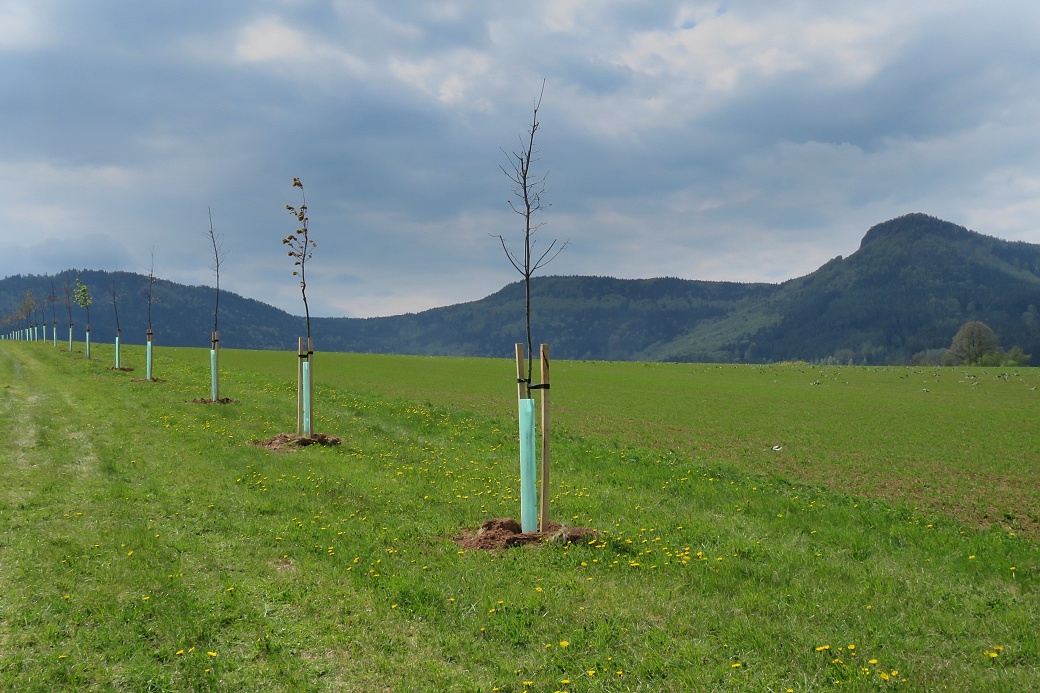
{"left": 110, "top": 280, "right": 121, "bottom": 334}
{"left": 284, "top": 178, "right": 313, "bottom": 341}
{"left": 206, "top": 207, "right": 225, "bottom": 334}
{"left": 494, "top": 79, "right": 568, "bottom": 388}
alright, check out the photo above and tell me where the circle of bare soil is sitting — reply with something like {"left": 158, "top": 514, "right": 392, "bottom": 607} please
{"left": 131, "top": 377, "right": 166, "bottom": 383}
{"left": 252, "top": 432, "right": 343, "bottom": 450}
{"left": 455, "top": 517, "right": 598, "bottom": 551}
{"left": 192, "top": 397, "right": 238, "bottom": 404}
{"left": 109, "top": 366, "right": 135, "bottom": 372}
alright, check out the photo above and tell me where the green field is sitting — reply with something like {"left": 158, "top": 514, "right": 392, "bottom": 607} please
{"left": 1, "top": 341, "right": 1038, "bottom": 691}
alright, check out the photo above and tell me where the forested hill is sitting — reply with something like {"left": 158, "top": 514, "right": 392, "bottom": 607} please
{"left": 4, "top": 213, "right": 1040, "bottom": 364}
{"left": 0, "top": 270, "right": 303, "bottom": 351}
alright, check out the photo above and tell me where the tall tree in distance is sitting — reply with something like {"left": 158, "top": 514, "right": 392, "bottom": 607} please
{"left": 493, "top": 80, "right": 568, "bottom": 389}
{"left": 947, "top": 320, "right": 1000, "bottom": 365}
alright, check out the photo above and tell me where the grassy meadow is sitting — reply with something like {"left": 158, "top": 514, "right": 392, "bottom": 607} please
{"left": 0, "top": 340, "right": 1038, "bottom": 691}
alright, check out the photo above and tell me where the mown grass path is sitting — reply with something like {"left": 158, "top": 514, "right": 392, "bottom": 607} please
{"left": 1, "top": 342, "right": 1038, "bottom": 691}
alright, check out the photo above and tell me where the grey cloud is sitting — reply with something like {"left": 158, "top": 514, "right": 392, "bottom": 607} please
{"left": 2, "top": 2, "right": 1040, "bottom": 319}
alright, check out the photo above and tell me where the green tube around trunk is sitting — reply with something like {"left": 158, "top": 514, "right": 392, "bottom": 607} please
{"left": 518, "top": 398, "right": 537, "bottom": 532}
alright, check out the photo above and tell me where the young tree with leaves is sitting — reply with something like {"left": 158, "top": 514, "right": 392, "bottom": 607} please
{"left": 283, "top": 178, "right": 314, "bottom": 343}
{"left": 284, "top": 178, "right": 317, "bottom": 435}
{"left": 74, "top": 278, "right": 93, "bottom": 359}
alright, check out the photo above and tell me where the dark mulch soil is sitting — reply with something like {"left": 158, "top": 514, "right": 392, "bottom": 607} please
{"left": 131, "top": 377, "right": 166, "bottom": 383}
{"left": 109, "top": 367, "right": 135, "bottom": 372}
{"left": 455, "top": 517, "right": 598, "bottom": 551}
{"left": 252, "top": 432, "right": 343, "bottom": 450}
{"left": 192, "top": 397, "right": 237, "bottom": 404}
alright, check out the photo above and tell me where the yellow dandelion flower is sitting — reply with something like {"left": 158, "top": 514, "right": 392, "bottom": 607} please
{"left": 560, "top": 640, "right": 569, "bottom": 648}
{"left": 207, "top": 651, "right": 218, "bottom": 657}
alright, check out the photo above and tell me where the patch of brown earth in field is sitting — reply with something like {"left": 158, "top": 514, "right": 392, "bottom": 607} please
{"left": 131, "top": 377, "right": 166, "bottom": 383}
{"left": 109, "top": 366, "right": 135, "bottom": 372}
{"left": 272, "top": 557, "right": 296, "bottom": 572}
{"left": 252, "top": 432, "right": 343, "bottom": 450}
{"left": 455, "top": 517, "right": 598, "bottom": 551}
{"left": 192, "top": 397, "right": 237, "bottom": 404}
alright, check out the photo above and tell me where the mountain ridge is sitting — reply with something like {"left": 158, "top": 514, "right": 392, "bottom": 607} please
{"left": 3, "top": 213, "right": 1039, "bottom": 365}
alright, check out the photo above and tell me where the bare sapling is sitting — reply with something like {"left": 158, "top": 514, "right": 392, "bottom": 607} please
{"left": 61, "top": 280, "right": 74, "bottom": 352}
{"left": 21, "top": 290, "right": 36, "bottom": 341}
{"left": 493, "top": 82, "right": 568, "bottom": 532}
{"left": 110, "top": 280, "right": 123, "bottom": 369}
{"left": 145, "top": 253, "right": 157, "bottom": 380}
{"left": 206, "top": 207, "right": 227, "bottom": 401}
{"left": 47, "top": 281, "right": 58, "bottom": 347}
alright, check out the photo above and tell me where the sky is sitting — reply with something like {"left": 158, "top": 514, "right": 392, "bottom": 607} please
{"left": 3, "top": 1, "right": 1040, "bottom": 318}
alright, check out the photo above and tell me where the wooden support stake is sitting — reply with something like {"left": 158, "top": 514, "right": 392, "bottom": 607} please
{"left": 307, "top": 336, "right": 315, "bottom": 435}
{"left": 297, "top": 337, "right": 305, "bottom": 435}
{"left": 515, "top": 343, "right": 527, "bottom": 400}
{"left": 539, "top": 343, "right": 551, "bottom": 532}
